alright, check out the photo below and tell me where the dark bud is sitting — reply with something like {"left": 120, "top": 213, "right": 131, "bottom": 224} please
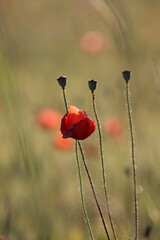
{"left": 144, "top": 225, "right": 152, "bottom": 238}
{"left": 122, "top": 70, "right": 131, "bottom": 83}
{"left": 88, "top": 79, "right": 97, "bottom": 92}
{"left": 57, "top": 76, "right": 67, "bottom": 89}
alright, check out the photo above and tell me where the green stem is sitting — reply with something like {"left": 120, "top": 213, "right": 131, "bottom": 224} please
{"left": 62, "top": 88, "right": 68, "bottom": 112}
{"left": 78, "top": 141, "right": 110, "bottom": 240}
{"left": 125, "top": 83, "right": 138, "bottom": 240}
{"left": 75, "top": 140, "right": 95, "bottom": 240}
{"left": 62, "top": 88, "right": 95, "bottom": 239}
{"left": 91, "top": 91, "right": 118, "bottom": 240}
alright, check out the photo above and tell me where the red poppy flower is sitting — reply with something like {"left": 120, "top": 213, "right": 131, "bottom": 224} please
{"left": 53, "top": 132, "right": 74, "bottom": 150}
{"left": 104, "top": 117, "right": 122, "bottom": 137}
{"left": 60, "top": 106, "right": 96, "bottom": 140}
{"left": 36, "top": 109, "right": 62, "bottom": 130}
{"left": 80, "top": 31, "right": 107, "bottom": 55}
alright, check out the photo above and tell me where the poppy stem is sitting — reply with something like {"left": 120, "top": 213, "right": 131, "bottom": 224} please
{"left": 62, "top": 88, "right": 68, "bottom": 112}
{"left": 91, "top": 91, "right": 118, "bottom": 240}
{"left": 61, "top": 87, "right": 94, "bottom": 239}
{"left": 78, "top": 140, "right": 111, "bottom": 240}
{"left": 75, "top": 140, "right": 95, "bottom": 240}
{"left": 125, "top": 82, "right": 138, "bottom": 240}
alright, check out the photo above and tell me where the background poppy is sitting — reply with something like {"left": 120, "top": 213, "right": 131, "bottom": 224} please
{"left": 79, "top": 31, "right": 107, "bottom": 55}
{"left": 0, "top": 236, "right": 6, "bottom": 240}
{"left": 104, "top": 117, "right": 122, "bottom": 138}
{"left": 53, "top": 132, "right": 74, "bottom": 150}
{"left": 36, "top": 109, "right": 62, "bottom": 130}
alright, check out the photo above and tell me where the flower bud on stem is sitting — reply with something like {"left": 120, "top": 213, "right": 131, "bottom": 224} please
{"left": 89, "top": 80, "right": 118, "bottom": 240}
{"left": 123, "top": 71, "right": 138, "bottom": 240}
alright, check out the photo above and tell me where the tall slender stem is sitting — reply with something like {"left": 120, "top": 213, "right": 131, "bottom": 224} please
{"left": 62, "top": 88, "right": 94, "bottom": 240}
{"left": 62, "top": 88, "right": 68, "bottom": 112}
{"left": 91, "top": 91, "right": 118, "bottom": 240}
{"left": 78, "top": 141, "right": 110, "bottom": 240}
{"left": 75, "top": 141, "right": 95, "bottom": 240}
{"left": 125, "top": 83, "right": 138, "bottom": 240}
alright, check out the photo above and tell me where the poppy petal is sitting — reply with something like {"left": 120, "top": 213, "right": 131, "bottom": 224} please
{"left": 63, "top": 118, "right": 96, "bottom": 140}
{"left": 60, "top": 105, "right": 96, "bottom": 140}
{"left": 60, "top": 106, "right": 88, "bottom": 134}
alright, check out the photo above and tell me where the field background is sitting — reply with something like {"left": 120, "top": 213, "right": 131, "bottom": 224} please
{"left": 0, "top": 0, "right": 160, "bottom": 239}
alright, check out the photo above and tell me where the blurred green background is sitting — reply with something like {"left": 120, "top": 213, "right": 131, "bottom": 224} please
{"left": 0, "top": 0, "right": 160, "bottom": 239}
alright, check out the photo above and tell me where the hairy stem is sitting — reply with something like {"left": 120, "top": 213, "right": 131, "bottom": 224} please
{"left": 78, "top": 141, "right": 110, "bottom": 240}
{"left": 62, "top": 88, "right": 68, "bottom": 112}
{"left": 91, "top": 91, "right": 118, "bottom": 240}
{"left": 75, "top": 140, "right": 95, "bottom": 240}
{"left": 125, "top": 83, "right": 138, "bottom": 240}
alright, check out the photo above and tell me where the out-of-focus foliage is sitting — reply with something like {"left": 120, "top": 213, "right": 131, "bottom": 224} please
{"left": 0, "top": 0, "right": 160, "bottom": 239}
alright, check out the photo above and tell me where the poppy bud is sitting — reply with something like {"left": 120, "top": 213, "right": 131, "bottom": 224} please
{"left": 88, "top": 79, "right": 97, "bottom": 92}
{"left": 57, "top": 76, "right": 67, "bottom": 89}
{"left": 122, "top": 70, "right": 131, "bottom": 83}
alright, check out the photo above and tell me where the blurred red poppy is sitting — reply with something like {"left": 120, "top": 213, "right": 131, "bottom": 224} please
{"left": 80, "top": 31, "right": 107, "bottom": 55}
{"left": 36, "top": 109, "right": 62, "bottom": 130}
{"left": 104, "top": 117, "right": 122, "bottom": 137}
{"left": 53, "top": 132, "right": 74, "bottom": 150}
{"left": 0, "top": 236, "right": 6, "bottom": 240}
{"left": 61, "top": 106, "right": 96, "bottom": 140}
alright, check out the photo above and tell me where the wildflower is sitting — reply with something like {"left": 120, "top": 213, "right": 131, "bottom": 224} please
{"left": 36, "top": 109, "right": 62, "bottom": 130}
{"left": 53, "top": 132, "right": 74, "bottom": 150}
{"left": 80, "top": 31, "right": 106, "bottom": 55}
{"left": 61, "top": 106, "right": 96, "bottom": 140}
{"left": 104, "top": 117, "right": 122, "bottom": 137}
